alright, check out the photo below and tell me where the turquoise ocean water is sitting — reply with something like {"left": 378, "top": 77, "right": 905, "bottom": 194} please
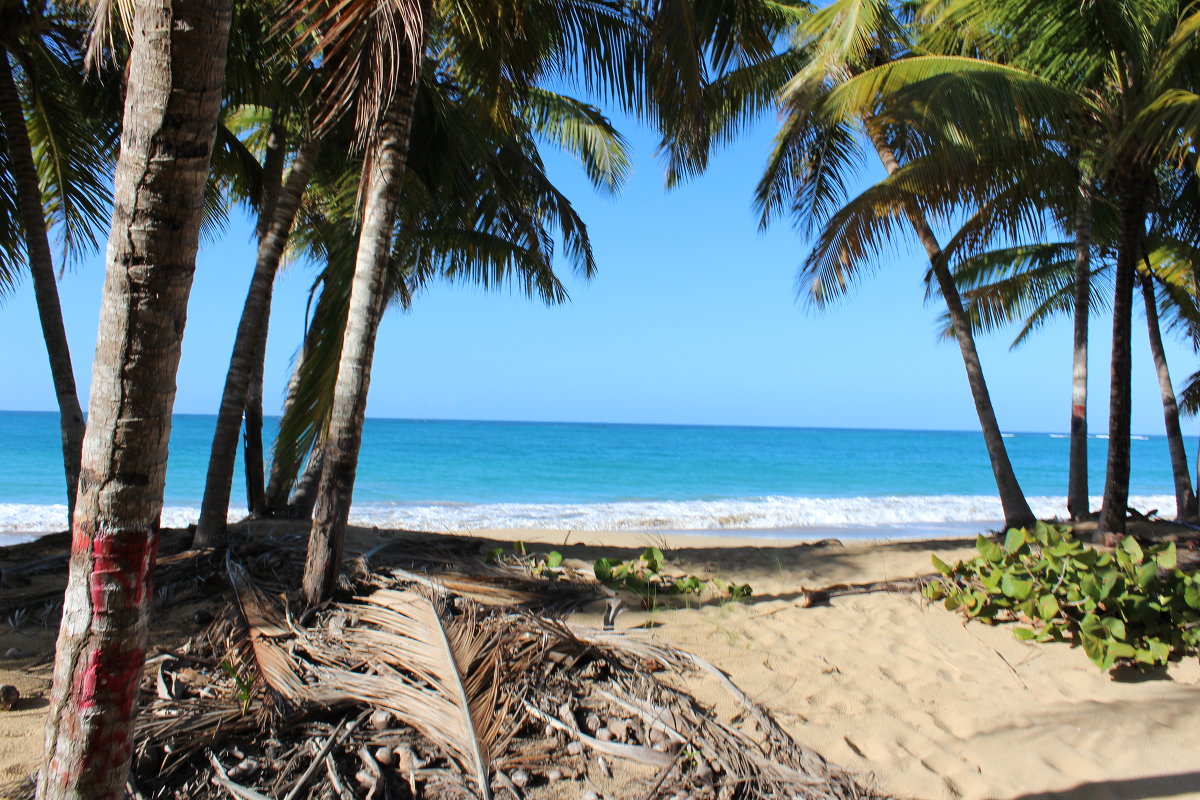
{"left": 0, "top": 410, "right": 1193, "bottom": 538}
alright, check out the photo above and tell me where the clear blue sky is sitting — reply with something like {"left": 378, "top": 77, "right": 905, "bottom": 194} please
{"left": 1, "top": 110, "right": 1195, "bottom": 436}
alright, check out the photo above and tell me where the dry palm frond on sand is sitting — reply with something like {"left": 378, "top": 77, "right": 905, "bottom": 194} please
{"left": 132, "top": 556, "right": 888, "bottom": 800}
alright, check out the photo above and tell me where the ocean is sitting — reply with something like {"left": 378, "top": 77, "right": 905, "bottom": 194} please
{"left": 0, "top": 410, "right": 1191, "bottom": 539}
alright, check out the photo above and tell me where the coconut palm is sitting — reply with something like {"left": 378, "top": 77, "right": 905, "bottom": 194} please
{"left": 781, "top": 0, "right": 1200, "bottom": 533}
{"left": 298, "top": 0, "right": 785, "bottom": 603}
{"left": 944, "top": 157, "right": 1200, "bottom": 522}
{"left": 192, "top": 0, "right": 338, "bottom": 547}
{"left": 749, "top": 0, "right": 1038, "bottom": 529}
{"left": 263, "top": 79, "right": 629, "bottom": 520}
{"left": 0, "top": 1, "right": 116, "bottom": 523}
{"left": 35, "top": 0, "right": 244, "bottom": 794}
{"left": 927, "top": 0, "right": 1200, "bottom": 534}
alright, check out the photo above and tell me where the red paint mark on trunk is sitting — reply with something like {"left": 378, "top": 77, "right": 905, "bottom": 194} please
{"left": 63, "top": 519, "right": 159, "bottom": 786}
{"left": 73, "top": 525, "right": 159, "bottom": 614}
{"left": 1072, "top": 404, "right": 1085, "bottom": 418}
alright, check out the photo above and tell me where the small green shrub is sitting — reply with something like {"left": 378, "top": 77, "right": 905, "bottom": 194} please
{"left": 925, "top": 523, "right": 1200, "bottom": 672}
{"left": 594, "top": 547, "right": 752, "bottom": 608}
{"left": 485, "top": 542, "right": 566, "bottom": 580}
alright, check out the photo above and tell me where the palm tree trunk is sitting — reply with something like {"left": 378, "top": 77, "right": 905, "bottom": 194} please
{"left": 1097, "top": 182, "right": 1147, "bottom": 537}
{"left": 0, "top": 46, "right": 86, "bottom": 525}
{"left": 265, "top": 283, "right": 335, "bottom": 513}
{"left": 36, "top": 0, "right": 232, "bottom": 794}
{"left": 266, "top": 330, "right": 313, "bottom": 512}
{"left": 303, "top": 72, "right": 420, "bottom": 604}
{"left": 1139, "top": 270, "right": 1196, "bottom": 519}
{"left": 193, "top": 140, "right": 318, "bottom": 547}
{"left": 865, "top": 123, "right": 1035, "bottom": 530}
{"left": 243, "top": 353, "right": 267, "bottom": 514}
{"left": 241, "top": 121, "right": 288, "bottom": 517}
{"left": 289, "top": 441, "right": 324, "bottom": 519}
{"left": 1068, "top": 180, "right": 1092, "bottom": 520}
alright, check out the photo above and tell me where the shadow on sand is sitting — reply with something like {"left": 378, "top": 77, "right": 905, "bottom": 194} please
{"left": 1006, "top": 772, "right": 1200, "bottom": 800}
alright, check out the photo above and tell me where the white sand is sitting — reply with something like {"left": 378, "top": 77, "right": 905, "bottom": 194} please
{"left": 476, "top": 527, "right": 1200, "bottom": 800}
{"left": 2, "top": 525, "right": 1198, "bottom": 799}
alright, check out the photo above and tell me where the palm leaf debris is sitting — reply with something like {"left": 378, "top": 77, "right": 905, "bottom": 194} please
{"left": 130, "top": 557, "right": 887, "bottom": 800}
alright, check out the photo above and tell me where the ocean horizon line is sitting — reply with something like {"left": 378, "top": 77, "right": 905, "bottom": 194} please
{"left": 0, "top": 408, "right": 1180, "bottom": 440}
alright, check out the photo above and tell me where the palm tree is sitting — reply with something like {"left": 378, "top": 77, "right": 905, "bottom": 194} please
{"left": 264, "top": 80, "right": 629, "bottom": 520}
{"left": 1139, "top": 267, "right": 1196, "bottom": 518}
{"left": 928, "top": 0, "right": 1200, "bottom": 534}
{"left": 297, "top": 0, "right": 783, "bottom": 602}
{"left": 783, "top": 0, "right": 1200, "bottom": 533}
{"left": 36, "top": 0, "right": 239, "bottom": 795}
{"left": 193, "top": 130, "right": 320, "bottom": 547}
{"left": 750, "top": 0, "right": 1038, "bottom": 529}
{"left": 192, "top": 0, "right": 336, "bottom": 547}
{"left": 946, "top": 217, "right": 1200, "bottom": 522}
{"left": 301, "top": 44, "right": 424, "bottom": 603}
{"left": 0, "top": 1, "right": 115, "bottom": 523}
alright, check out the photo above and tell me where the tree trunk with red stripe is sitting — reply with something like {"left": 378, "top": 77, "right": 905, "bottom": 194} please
{"left": 36, "top": 0, "right": 233, "bottom": 794}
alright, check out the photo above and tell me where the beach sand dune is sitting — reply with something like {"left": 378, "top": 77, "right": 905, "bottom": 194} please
{"left": 1, "top": 525, "right": 1198, "bottom": 799}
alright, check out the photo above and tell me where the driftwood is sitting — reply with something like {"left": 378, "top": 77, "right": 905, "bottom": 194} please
{"left": 797, "top": 575, "right": 934, "bottom": 608}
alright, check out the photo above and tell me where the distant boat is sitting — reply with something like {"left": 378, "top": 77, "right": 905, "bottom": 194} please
{"left": 1002, "top": 433, "right": 1015, "bottom": 438}
{"left": 1132, "top": 435, "right": 1149, "bottom": 441}
{"left": 1049, "top": 434, "right": 1068, "bottom": 438}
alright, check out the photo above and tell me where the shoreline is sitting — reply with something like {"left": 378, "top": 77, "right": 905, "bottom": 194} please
{"left": 0, "top": 520, "right": 1000, "bottom": 548}
{"left": 0, "top": 492, "right": 1182, "bottom": 536}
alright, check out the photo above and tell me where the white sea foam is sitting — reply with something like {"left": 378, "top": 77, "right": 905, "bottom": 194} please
{"left": 0, "top": 503, "right": 247, "bottom": 536}
{"left": 3, "top": 495, "right": 1177, "bottom": 537}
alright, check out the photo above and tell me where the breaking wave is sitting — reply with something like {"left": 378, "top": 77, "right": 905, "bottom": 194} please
{"left": 1, "top": 494, "right": 1177, "bottom": 538}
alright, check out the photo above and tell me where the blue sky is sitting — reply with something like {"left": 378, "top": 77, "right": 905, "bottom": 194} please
{"left": 1, "top": 111, "right": 1196, "bottom": 436}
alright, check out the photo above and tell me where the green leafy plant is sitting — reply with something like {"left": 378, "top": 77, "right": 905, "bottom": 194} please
{"left": 594, "top": 547, "right": 752, "bottom": 608}
{"left": 925, "top": 523, "right": 1200, "bottom": 672}
{"left": 485, "top": 543, "right": 565, "bottom": 580}
{"left": 219, "top": 661, "right": 256, "bottom": 714}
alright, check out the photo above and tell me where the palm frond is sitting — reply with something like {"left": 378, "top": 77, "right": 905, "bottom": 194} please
{"left": 525, "top": 88, "right": 631, "bottom": 194}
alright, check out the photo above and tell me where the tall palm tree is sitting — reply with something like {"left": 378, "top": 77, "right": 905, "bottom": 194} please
{"left": 264, "top": 80, "right": 629, "bottom": 519}
{"left": 193, "top": 129, "right": 320, "bottom": 547}
{"left": 0, "top": 1, "right": 115, "bottom": 523}
{"left": 36, "top": 0, "right": 238, "bottom": 794}
{"left": 297, "top": 0, "right": 783, "bottom": 603}
{"left": 192, "top": 0, "right": 334, "bottom": 546}
{"left": 946, "top": 224, "right": 1200, "bottom": 522}
{"left": 751, "top": 0, "right": 1038, "bottom": 529}
{"left": 787, "top": 0, "right": 1200, "bottom": 533}
{"left": 301, "top": 41, "right": 424, "bottom": 604}
{"left": 930, "top": 0, "right": 1200, "bottom": 534}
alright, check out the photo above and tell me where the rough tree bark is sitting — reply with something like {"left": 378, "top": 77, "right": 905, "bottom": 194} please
{"left": 866, "top": 123, "right": 1035, "bottom": 530}
{"left": 289, "top": 441, "right": 324, "bottom": 519}
{"left": 265, "top": 319, "right": 319, "bottom": 514}
{"left": 303, "top": 72, "right": 420, "bottom": 604}
{"left": 1097, "top": 180, "right": 1147, "bottom": 537}
{"left": 1139, "top": 270, "right": 1196, "bottom": 520}
{"left": 1068, "top": 180, "right": 1092, "bottom": 520}
{"left": 36, "top": 0, "right": 232, "bottom": 794}
{"left": 193, "top": 140, "right": 319, "bottom": 547}
{"left": 0, "top": 46, "right": 86, "bottom": 524}
{"left": 242, "top": 122, "right": 287, "bottom": 517}
{"left": 243, "top": 351, "right": 267, "bottom": 514}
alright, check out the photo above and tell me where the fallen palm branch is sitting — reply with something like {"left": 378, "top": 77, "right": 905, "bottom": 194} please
{"left": 132, "top": 559, "right": 889, "bottom": 799}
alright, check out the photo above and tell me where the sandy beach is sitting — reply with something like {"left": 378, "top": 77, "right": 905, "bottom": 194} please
{"left": 1, "top": 524, "right": 1198, "bottom": 799}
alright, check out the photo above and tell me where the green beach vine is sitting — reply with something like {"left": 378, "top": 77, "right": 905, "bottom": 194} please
{"left": 925, "top": 523, "right": 1200, "bottom": 672}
